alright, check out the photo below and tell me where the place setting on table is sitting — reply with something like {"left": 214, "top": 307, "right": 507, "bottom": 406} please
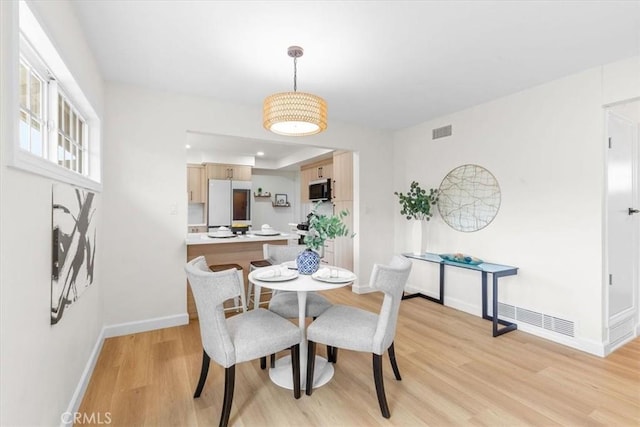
{"left": 251, "top": 263, "right": 356, "bottom": 284}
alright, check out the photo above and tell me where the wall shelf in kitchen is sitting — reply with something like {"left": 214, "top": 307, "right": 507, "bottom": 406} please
{"left": 272, "top": 202, "right": 291, "bottom": 208}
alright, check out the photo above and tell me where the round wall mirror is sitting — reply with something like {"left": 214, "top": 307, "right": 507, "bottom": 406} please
{"left": 437, "top": 164, "right": 501, "bottom": 232}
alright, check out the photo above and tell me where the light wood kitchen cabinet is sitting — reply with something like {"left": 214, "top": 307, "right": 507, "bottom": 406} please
{"left": 333, "top": 200, "right": 353, "bottom": 271}
{"left": 321, "top": 239, "right": 335, "bottom": 266}
{"left": 206, "top": 163, "right": 252, "bottom": 181}
{"left": 300, "top": 167, "right": 315, "bottom": 203}
{"left": 316, "top": 163, "right": 332, "bottom": 180}
{"left": 332, "top": 151, "right": 354, "bottom": 270}
{"left": 332, "top": 150, "right": 353, "bottom": 202}
{"left": 187, "top": 164, "right": 206, "bottom": 203}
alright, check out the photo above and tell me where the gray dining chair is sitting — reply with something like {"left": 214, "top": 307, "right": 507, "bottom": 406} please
{"left": 305, "top": 255, "right": 412, "bottom": 419}
{"left": 185, "top": 256, "right": 302, "bottom": 427}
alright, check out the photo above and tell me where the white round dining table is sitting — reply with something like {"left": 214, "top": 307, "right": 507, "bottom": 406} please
{"left": 247, "top": 265, "right": 355, "bottom": 390}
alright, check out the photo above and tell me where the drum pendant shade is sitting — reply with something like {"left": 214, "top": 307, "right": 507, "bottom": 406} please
{"left": 263, "top": 46, "right": 327, "bottom": 137}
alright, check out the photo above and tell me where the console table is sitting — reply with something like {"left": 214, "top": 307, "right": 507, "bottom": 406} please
{"left": 402, "top": 252, "right": 518, "bottom": 337}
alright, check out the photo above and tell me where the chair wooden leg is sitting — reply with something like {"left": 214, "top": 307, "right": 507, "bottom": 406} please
{"left": 329, "top": 347, "right": 338, "bottom": 363}
{"left": 306, "top": 340, "right": 316, "bottom": 396}
{"left": 373, "top": 353, "right": 391, "bottom": 418}
{"left": 260, "top": 356, "right": 266, "bottom": 370}
{"left": 291, "top": 344, "right": 301, "bottom": 399}
{"left": 194, "top": 350, "right": 210, "bottom": 398}
{"left": 388, "top": 342, "right": 402, "bottom": 380}
{"left": 219, "top": 366, "right": 235, "bottom": 427}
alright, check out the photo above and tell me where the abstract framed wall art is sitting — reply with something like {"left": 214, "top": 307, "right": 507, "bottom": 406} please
{"left": 438, "top": 164, "right": 501, "bottom": 232}
{"left": 51, "top": 184, "right": 97, "bottom": 325}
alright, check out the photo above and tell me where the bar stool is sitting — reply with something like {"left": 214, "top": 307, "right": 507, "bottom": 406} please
{"left": 248, "top": 259, "right": 272, "bottom": 309}
{"left": 209, "top": 263, "right": 246, "bottom": 313}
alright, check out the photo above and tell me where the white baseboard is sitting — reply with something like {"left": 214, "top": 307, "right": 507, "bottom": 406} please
{"left": 514, "top": 321, "right": 606, "bottom": 357}
{"left": 103, "top": 313, "right": 189, "bottom": 338}
{"left": 61, "top": 327, "right": 105, "bottom": 427}
{"left": 61, "top": 313, "right": 190, "bottom": 426}
{"left": 351, "top": 283, "right": 374, "bottom": 294}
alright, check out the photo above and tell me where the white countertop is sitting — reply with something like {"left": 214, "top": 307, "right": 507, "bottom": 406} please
{"left": 186, "top": 232, "right": 294, "bottom": 246}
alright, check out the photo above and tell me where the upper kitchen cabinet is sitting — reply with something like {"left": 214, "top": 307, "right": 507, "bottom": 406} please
{"left": 206, "top": 163, "right": 252, "bottom": 181}
{"left": 316, "top": 163, "right": 332, "bottom": 180}
{"left": 332, "top": 151, "right": 353, "bottom": 202}
{"left": 187, "top": 164, "right": 206, "bottom": 203}
{"left": 302, "top": 159, "right": 332, "bottom": 180}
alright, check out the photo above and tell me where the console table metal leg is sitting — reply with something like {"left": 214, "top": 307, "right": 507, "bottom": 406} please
{"left": 438, "top": 263, "right": 445, "bottom": 304}
{"left": 489, "top": 273, "right": 517, "bottom": 337}
{"left": 481, "top": 272, "right": 488, "bottom": 320}
{"left": 401, "top": 263, "right": 444, "bottom": 305}
{"left": 492, "top": 274, "right": 500, "bottom": 336}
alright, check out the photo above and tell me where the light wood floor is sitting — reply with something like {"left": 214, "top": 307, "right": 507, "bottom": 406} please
{"left": 79, "top": 288, "right": 640, "bottom": 426}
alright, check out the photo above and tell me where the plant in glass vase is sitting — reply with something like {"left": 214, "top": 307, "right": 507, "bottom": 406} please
{"left": 297, "top": 206, "right": 352, "bottom": 274}
{"left": 394, "top": 181, "right": 439, "bottom": 254}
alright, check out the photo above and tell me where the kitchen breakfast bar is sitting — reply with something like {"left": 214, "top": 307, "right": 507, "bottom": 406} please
{"left": 185, "top": 232, "right": 293, "bottom": 319}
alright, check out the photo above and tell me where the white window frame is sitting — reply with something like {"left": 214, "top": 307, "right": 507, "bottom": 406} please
{"left": 6, "top": 0, "right": 102, "bottom": 192}
{"left": 18, "top": 53, "right": 47, "bottom": 157}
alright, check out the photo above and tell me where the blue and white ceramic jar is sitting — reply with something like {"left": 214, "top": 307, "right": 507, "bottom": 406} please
{"left": 296, "top": 249, "right": 320, "bottom": 275}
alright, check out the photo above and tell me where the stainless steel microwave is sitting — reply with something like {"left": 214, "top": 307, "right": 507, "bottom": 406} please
{"left": 309, "top": 178, "right": 331, "bottom": 201}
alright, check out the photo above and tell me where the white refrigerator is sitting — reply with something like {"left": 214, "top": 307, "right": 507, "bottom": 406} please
{"left": 208, "top": 179, "right": 252, "bottom": 228}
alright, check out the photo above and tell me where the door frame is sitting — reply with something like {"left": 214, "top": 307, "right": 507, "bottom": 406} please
{"left": 603, "top": 98, "right": 640, "bottom": 354}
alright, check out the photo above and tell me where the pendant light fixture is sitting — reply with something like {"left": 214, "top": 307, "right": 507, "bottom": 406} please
{"left": 263, "top": 46, "right": 327, "bottom": 136}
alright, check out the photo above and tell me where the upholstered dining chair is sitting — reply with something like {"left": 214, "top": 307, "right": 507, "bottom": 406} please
{"left": 305, "top": 255, "right": 412, "bottom": 419}
{"left": 185, "top": 256, "right": 302, "bottom": 427}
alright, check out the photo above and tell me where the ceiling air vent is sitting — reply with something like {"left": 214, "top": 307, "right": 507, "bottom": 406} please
{"left": 432, "top": 125, "right": 452, "bottom": 140}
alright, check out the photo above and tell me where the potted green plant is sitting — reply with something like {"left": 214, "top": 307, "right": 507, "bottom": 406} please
{"left": 257, "top": 187, "right": 263, "bottom": 195}
{"left": 298, "top": 206, "right": 352, "bottom": 274}
{"left": 394, "top": 181, "right": 439, "bottom": 254}
{"left": 394, "top": 181, "right": 439, "bottom": 221}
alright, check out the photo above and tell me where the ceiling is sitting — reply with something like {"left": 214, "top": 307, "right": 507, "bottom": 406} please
{"left": 70, "top": 0, "right": 640, "bottom": 166}
{"left": 186, "top": 132, "right": 333, "bottom": 171}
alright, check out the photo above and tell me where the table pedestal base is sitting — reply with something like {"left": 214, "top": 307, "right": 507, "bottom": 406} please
{"left": 268, "top": 355, "right": 334, "bottom": 390}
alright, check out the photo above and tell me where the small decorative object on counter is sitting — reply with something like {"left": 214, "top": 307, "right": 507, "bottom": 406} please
{"left": 439, "top": 253, "right": 483, "bottom": 265}
{"left": 298, "top": 203, "right": 353, "bottom": 274}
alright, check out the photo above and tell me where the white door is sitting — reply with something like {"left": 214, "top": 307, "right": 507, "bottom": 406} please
{"left": 607, "top": 111, "right": 638, "bottom": 322}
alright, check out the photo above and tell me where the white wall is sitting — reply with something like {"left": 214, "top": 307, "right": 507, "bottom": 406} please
{"left": 0, "top": 1, "right": 105, "bottom": 425}
{"left": 102, "top": 82, "right": 394, "bottom": 325}
{"left": 251, "top": 169, "right": 300, "bottom": 232}
{"left": 393, "top": 56, "right": 640, "bottom": 353}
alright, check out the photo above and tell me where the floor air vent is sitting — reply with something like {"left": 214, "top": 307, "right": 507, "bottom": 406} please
{"left": 498, "top": 303, "right": 575, "bottom": 337}
{"left": 432, "top": 125, "right": 452, "bottom": 139}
